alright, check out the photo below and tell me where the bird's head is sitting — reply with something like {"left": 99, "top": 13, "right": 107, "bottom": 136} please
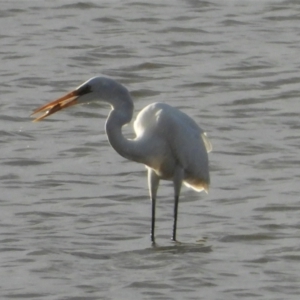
{"left": 31, "top": 76, "right": 132, "bottom": 122}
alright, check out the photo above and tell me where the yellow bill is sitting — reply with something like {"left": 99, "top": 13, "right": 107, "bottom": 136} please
{"left": 31, "top": 90, "right": 79, "bottom": 122}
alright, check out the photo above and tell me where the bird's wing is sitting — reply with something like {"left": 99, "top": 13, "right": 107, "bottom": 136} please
{"left": 201, "top": 132, "right": 212, "bottom": 153}
{"left": 154, "top": 103, "right": 210, "bottom": 186}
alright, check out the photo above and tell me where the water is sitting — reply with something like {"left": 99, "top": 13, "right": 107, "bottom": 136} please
{"left": 1, "top": 0, "right": 300, "bottom": 299}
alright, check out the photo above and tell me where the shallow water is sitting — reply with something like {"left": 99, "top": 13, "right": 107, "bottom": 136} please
{"left": 1, "top": 1, "right": 300, "bottom": 299}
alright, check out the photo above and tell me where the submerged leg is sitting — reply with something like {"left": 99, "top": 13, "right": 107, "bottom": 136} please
{"left": 172, "top": 195, "right": 179, "bottom": 241}
{"left": 172, "top": 167, "right": 183, "bottom": 241}
{"left": 148, "top": 169, "right": 160, "bottom": 244}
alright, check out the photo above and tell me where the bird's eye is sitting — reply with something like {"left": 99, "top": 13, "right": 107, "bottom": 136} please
{"left": 77, "top": 84, "right": 92, "bottom": 96}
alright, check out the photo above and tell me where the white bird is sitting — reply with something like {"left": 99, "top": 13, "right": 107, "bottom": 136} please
{"left": 31, "top": 76, "right": 211, "bottom": 244}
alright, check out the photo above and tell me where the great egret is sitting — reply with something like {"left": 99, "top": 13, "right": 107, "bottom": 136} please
{"left": 31, "top": 76, "right": 211, "bottom": 243}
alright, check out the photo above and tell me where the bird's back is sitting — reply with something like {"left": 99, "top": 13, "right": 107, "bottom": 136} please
{"left": 134, "top": 102, "right": 211, "bottom": 192}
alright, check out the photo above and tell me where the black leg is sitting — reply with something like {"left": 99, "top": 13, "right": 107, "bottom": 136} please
{"left": 151, "top": 196, "right": 156, "bottom": 244}
{"left": 148, "top": 169, "right": 159, "bottom": 244}
{"left": 172, "top": 167, "right": 183, "bottom": 242}
{"left": 172, "top": 195, "right": 179, "bottom": 241}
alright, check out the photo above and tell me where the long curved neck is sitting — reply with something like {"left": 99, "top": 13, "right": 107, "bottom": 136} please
{"left": 105, "top": 102, "right": 143, "bottom": 163}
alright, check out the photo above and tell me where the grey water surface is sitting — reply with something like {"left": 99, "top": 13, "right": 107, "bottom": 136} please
{"left": 1, "top": 0, "right": 300, "bottom": 299}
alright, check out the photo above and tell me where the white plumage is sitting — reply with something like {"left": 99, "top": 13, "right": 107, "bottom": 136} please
{"left": 31, "top": 76, "right": 211, "bottom": 243}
